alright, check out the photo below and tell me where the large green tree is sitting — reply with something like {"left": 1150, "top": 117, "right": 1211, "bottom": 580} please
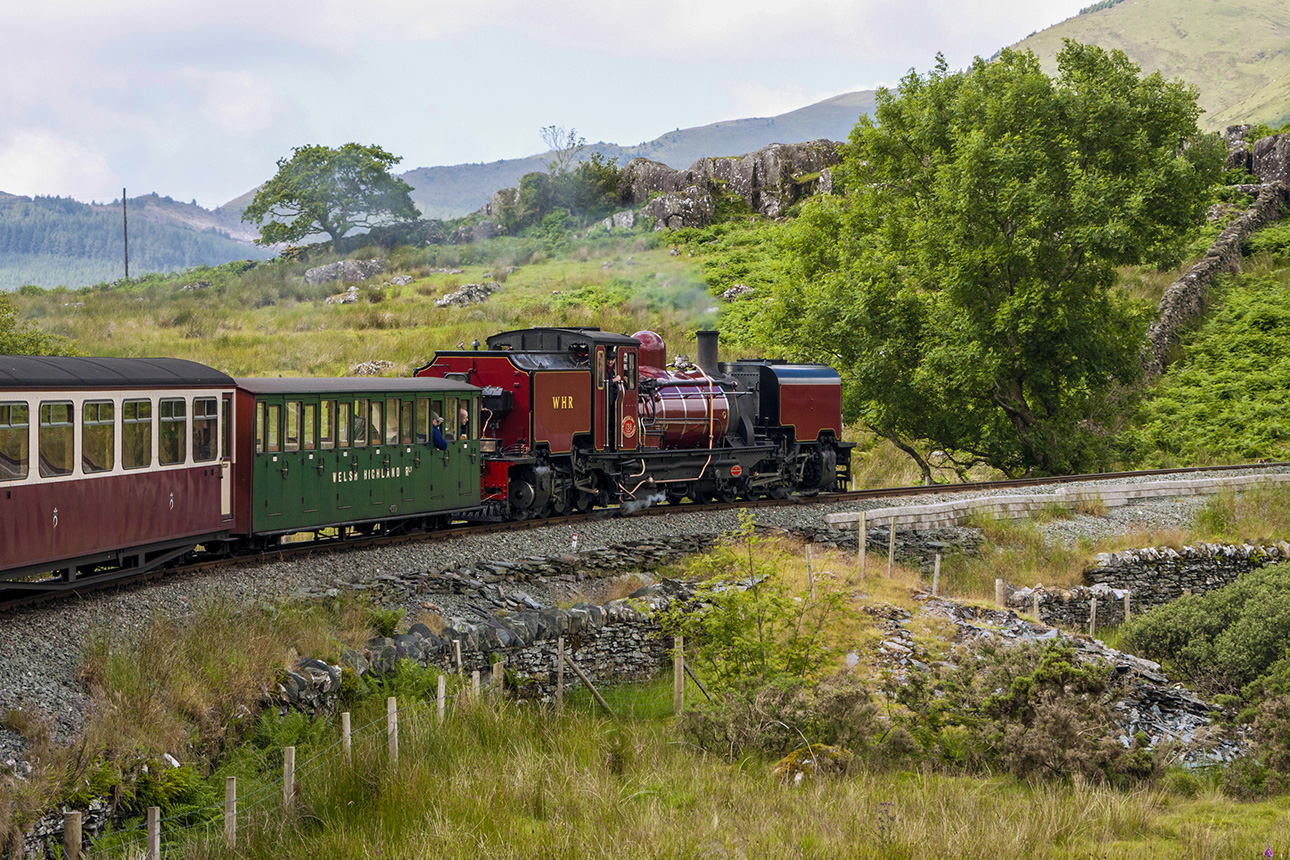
{"left": 241, "top": 143, "right": 418, "bottom": 247}
{"left": 759, "top": 42, "right": 1224, "bottom": 479}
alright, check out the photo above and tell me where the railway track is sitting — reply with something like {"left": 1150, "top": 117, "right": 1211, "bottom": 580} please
{"left": 3, "top": 460, "right": 1285, "bottom": 614}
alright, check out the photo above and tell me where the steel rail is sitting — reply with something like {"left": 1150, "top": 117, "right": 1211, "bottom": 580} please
{"left": 2, "top": 460, "right": 1286, "bottom": 614}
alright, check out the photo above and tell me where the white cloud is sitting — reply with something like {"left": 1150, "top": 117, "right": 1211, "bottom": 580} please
{"left": 0, "top": 130, "right": 116, "bottom": 200}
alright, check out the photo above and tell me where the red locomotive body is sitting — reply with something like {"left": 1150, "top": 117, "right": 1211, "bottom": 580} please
{"left": 417, "top": 328, "right": 850, "bottom": 518}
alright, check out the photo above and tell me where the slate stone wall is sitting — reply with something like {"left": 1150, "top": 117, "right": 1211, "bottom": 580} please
{"left": 1007, "top": 542, "right": 1290, "bottom": 630}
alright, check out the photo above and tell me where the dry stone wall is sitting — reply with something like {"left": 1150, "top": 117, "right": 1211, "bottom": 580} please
{"left": 1006, "top": 541, "right": 1290, "bottom": 629}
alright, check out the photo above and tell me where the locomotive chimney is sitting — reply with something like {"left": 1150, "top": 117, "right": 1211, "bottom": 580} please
{"left": 696, "top": 330, "right": 719, "bottom": 374}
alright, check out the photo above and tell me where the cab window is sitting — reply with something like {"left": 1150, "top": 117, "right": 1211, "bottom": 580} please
{"left": 82, "top": 401, "right": 114, "bottom": 473}
{"left": 623, "top": 351, "right": 637, "bottom": 390}
{"left": 0, "top": 402, "right": 29, "bottom": 481}
{"left": 123, "top": 399, "right": 153, "bottom": 468}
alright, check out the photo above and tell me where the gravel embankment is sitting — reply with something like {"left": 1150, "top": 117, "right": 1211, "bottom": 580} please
{"left": 1, "top": 467, "right": 1281, "bottom": 766}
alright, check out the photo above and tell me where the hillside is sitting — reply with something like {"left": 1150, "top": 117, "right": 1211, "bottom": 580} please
{"left": 0, "top": 192, "right": 269, "bottom": 291}
{"left": 1012, "top": 0, "right": 1290, "bottom": 130}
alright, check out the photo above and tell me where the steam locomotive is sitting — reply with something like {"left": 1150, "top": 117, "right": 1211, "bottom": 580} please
{"left": 416, "top": 328, "right": 850, "bottom": 519}
{"left": 0, "top": 328, "right": 849, "bottom": 592}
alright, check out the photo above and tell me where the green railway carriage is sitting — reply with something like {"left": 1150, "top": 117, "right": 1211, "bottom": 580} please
{"left": 230, "top": 377, "right": 481, "bottom": 541}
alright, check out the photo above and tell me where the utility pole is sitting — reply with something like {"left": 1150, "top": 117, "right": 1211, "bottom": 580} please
{"left": 122, "top": 187, "right": 129, "bottom": 282}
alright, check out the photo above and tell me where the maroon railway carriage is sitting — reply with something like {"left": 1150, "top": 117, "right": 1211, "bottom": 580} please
{"left": 0, "top": 357, "right": 235, "bottom": 591}
{"left": 416, "top": 327, "right": 850, "bottom": 519}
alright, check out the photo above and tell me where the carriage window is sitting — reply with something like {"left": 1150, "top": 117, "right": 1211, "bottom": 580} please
{"left": 159, "top": 398, "right": 186, "bottom": 465}
{"left": 38, "top": 401, "right": 74, "bottom": 477}
{"left": 444, "top": 397, "right": 458, "bottom": 441}
{"left": 255, "top": 402, "right": 265, "bottom": 454}
{"left": 337, "top": 402, "right": 351, "bottom": 448}
{"left": 123, "top": 399, "right": 152, "bottom": 469}
{"left": 595, "top": 349, "right": 606, "bottom": 391}
{"left": 82, "top": 401, "right": 114, "bottom": 473}
{"left": 385, "top": 398, "right": 400, "bottom": 445}
{"left": 303, "top": 403, "right": 316, "bottom": 451}
{"left": 221, "top": 396, "right": 231, "bottom": 459}
{"left": 265, "top": 404, "right": 281, "bottom": 453}
{"left": 369, "top": 400, "right": 383, "bottom": 447}
{"left": 284, "top": 401, "right": 301, "bottom": 452}
{"left": 320, "top": 401, "right": 335, "bottom": 450}
{"left": 469, "top": 399, "right": 479, "bottom": 438}
{"left": 353, "top": 399, "right": 368, "bottom": 446}
{"left": 416, "top": 398, "right": 429, "bottom": 444}
{"left": 192, "top": 398, "right": 217, "bottom": 463}
{"left": 0, "top": 402, "right": 29, "bottom": 481}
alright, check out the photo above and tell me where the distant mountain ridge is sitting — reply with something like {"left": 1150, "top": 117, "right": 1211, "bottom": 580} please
{"left": 338, "top": 90, "right": 879, "bottom": 220}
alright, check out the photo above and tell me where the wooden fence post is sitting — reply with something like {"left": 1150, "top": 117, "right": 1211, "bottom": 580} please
{"left": 556, "top": 636, "right": 565, "bottom": 712}
{"left": 857, "top": 512, "right": 867, "bottom": 580}
{"left": 491, "top": 659, "right": 505, "bottom": 696}
{"left": 387, "top": 697, "right": 398, "bottom": 765}
{"left": 1033, "top": 592, "right": 1041, "bottom": 622}
{"left": 673, "top": 635, "right": 685, "bottom": 716}
{"left": 341, "top": 712, "right": 351, "bottom": 763}
{"left": 437, "top": 674, "right": 446, "bottom": 725}
{"left": 454, "top": 639, "right": 463, "bottom": 674}
{"left": 283, "top": 746, "right": 295, "bottom": 810}
{"left": 224, "top": 776, "right": 236, "bottom": 847}
{"left": 932, "top": 554, "right": 941, "bottom": 596}
{"left": 1124, "top": 591, "right": 1131, "bottom": 623}
{"left": 146, "top": 806, "right": 160, "bottom": 860}
{"left": 1089, "top": 598, "right": 1098, "bottom": 637}
{"left": 995, "top": 578, "right": 1005, "bottom": 608}
{"left": 806, "top": 544, "right": 815, "bottom": 600}
{"left": 564, "top": 653, "right": 616, "bottom": 716}
{"left": 63, "top": 811, "right": 81, "bottom": 860}
{"left": 887, "top": 526, "right": 896, "bottom": 577}
{"left": 471, "top": 669, "right": 481, "bottom": 700}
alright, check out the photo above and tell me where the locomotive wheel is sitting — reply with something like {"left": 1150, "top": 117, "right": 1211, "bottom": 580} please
{"left": 574, "top": 490, "right": 596, "bottom": 513}
{"left": 717, "top": 484, "right": 738, "bottom": 504}
{"left": 549, "top": 491, "right": 570, "bottom": 516}
{"left": 666, "top": 487, "right": 688, "bottom": 505}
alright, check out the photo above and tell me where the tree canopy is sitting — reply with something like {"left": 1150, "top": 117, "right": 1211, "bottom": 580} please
{"left": 241, "top": 143, "right": 419, "bottom": 247}
{"left": 756, "top": 42, "right": 1224, "bottom": 479}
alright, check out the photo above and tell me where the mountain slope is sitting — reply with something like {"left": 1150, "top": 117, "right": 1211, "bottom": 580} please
{"left": 0, "top": 193, "right": 270, "bottom": 290}
{"left": 391, "top": 91, "right": 878, "bottom": 219}
{"left": 1011, "top": 0, "right": 1290, "bottom": 130}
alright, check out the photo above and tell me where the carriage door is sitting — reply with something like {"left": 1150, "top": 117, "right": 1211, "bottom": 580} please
{"left": 220, "top": 393, "right": 232, "bottom": 520}
{"left": 615, "top": 348, "right": 639, "bottom": 451}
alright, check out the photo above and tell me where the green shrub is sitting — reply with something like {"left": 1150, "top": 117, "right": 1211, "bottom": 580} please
{"left": 369, "top": 606, "right": 404, "bottom": 638}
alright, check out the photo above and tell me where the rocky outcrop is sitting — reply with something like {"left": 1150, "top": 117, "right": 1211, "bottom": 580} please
{"left": 621, "top": 140, "right": 842, "bottom": 227}
{"left": 448, "top": 220, "right": 502, "bottom": 245}
{"left": 434, "top": 281, "right": 497, "bottom": 308}
{"left": 643, "top": 187, "right": 715, "bottom": 230}
{"left": 304, "top": 258, "right": 385, "bottom": 285}
{"left": 597, "top": 210, "right": 635, "bottom": 231}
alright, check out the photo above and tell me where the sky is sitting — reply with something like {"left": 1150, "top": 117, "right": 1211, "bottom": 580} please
{"left": 0, "top": 0, "right": 1091, "bottom": 209}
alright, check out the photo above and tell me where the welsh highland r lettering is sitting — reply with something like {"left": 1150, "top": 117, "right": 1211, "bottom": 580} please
{"left": 331, "top": 466, "right": 413, "bottom": 484}
{"left": 552, "top": 396, "right": 575, "bottom": 409}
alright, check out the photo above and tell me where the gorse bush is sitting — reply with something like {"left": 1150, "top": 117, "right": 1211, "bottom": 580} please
{"left": 1122, "top": 563, "right": 1290, "bottom": 696}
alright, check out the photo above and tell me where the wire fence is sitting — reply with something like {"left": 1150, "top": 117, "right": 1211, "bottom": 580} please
{"left": 71, "top": 642, "right": 689, "bottom": 860}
